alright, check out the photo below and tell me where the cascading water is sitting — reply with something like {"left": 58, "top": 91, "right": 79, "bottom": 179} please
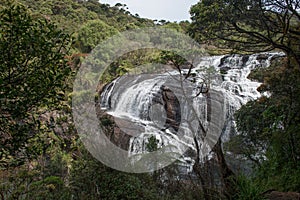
{"left": 99, "top": 52, "right": 284, "bottom": 172}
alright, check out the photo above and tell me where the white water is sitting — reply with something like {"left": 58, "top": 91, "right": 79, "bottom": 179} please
{"left": 100, "top": 52, "right": 284, "bottom": 171}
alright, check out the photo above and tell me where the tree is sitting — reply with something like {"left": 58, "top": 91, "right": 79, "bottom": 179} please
{"left": 0, "top": 1, "right": 72, "bottom": 167}
{"left": 233, "top": 58, "right": 300, "bottom": 191}
{"left": 162, "top": 22, "right": 184, "bottom": 32}
{"left": 189, "top": 0, "right": 300, "bottom": 67}
{"left": 189, "top": 0, "right": 300, "bottom": 195}
{"left": 76, "top": 19, "right": 118, "bottom": 53}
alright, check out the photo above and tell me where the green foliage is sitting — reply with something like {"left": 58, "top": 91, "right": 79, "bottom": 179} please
{"left": 0, "top": 165, "right": 72, "bottom": 199}
{"left": 0, "top": 1, "right": 72, "bottom": 167}
{"left": 159, "top": 50, "right": 187, "bottom": 67}
{"left": 100, "top": 48, "right": 162, "bottom": 83}
{"left": 162, "top": 22, "right": 184, "bottom": 32}
{"left": 16, "top": 0, "right": 154, "bottom": 34}
{"left": 256, "top": 159, "right": 300, "bottom": 192}
{"left": 76, "top": 19, "right": 119, "bottom": 53}
{"left": 189, "top": 0, "right": 300, "bottom": 65}
{"left": 28, "top": 176, "right": 71, "bottom": 200}
{"left": 15, "top": 0, "right": 98, "bottom": 33}
{"left": 100, "top": 116, "right": 114, "bottom": 127}
{"left": 7, "top": 0, "right": 300, "bottom": 199}
{"left": 0, "top": 0, "right": 219, "bottom": 199}
{"left": 69, "top": 149, "right": 160, "bottom": 200}
{"left": 189, "top": 0, "right": 300, "bottom": 193}
{"left": 234, "top": 59, "right": 300, "bottom": 192}
{"left": 146, "top": 136, "right": 159, "bottom": 152}
{"left": 232, "top": 175, "right": 266, "bottom": 200}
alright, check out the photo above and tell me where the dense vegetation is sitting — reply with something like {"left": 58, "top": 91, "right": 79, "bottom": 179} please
{"left": 189, "top": 0, "right": 300, "bottom": 198}
{"left": 0, "top": 0, "right": 299, "bottom": 199}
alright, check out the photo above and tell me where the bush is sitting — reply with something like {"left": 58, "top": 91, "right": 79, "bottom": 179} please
{"left": 232, "top": 175, "right": 266, "bottom": 200}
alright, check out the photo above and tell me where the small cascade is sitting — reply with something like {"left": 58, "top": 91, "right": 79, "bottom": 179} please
{"left": 99, "top": 52, "right": 285, "bottom": 171}
{"left": 214, "top": 52, "right": 284, "bottom": 141}
{"left": 113, "top": 78, "right": 163, "bottom": 120}
{"left": 100, "top": 78, "right": 118, "bottom": 109}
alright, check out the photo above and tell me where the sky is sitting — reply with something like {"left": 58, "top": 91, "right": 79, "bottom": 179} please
{"left": 100, "top": 0, "right": 199, "bottom": 22}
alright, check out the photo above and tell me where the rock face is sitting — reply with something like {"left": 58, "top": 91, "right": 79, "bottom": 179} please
{"left": 96, "top": 108, "right": 132, "bottom": 151}
{"left": 219, "top": 54, "right": 249, "bottom": 70}
{"left": 161, "top": 85, "right": 181, "bottom": 132}
{"left": 264, "top": 191, "right": 300, "bottom": 200}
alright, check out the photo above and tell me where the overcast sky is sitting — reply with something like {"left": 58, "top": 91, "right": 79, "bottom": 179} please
{"left": 100, "top": 0, "right": 199, "bottom": 22}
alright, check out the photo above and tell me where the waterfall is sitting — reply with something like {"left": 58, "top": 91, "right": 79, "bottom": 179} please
{"left": 99, "top": 52, "right": 284, "bottom": 171}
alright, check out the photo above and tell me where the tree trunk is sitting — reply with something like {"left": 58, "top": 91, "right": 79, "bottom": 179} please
{"left": 213, "top": 139, "right": 236, "bottom": 199}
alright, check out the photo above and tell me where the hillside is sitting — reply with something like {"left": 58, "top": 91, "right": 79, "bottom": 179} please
{"left": 0, "top": 0, "right": 299, "bottom": 199}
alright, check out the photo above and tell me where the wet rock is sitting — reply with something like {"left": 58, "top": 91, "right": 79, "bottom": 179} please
{"left": 161, "top": 85, "right": 181, "bottom": 132}
{"left": 264, "top": 191, "right": 300, "bottom": 200}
